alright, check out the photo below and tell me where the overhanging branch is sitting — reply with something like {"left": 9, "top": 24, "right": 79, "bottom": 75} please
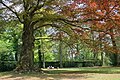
{"left": 58, "top": 18, "right": 104, "bottom": 23}
{"left": 34, "top": 23, "right": 61, "bottom": 31}
{"left": 0, "top": 1, "right": 23, "bottom": 23}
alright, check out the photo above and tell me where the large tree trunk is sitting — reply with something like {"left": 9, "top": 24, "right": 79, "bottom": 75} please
{"left": 15, "top": 23, "right": 35, "bottom": 72}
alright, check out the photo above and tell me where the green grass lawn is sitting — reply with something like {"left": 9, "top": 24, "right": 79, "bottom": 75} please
{"left": 44, "top": 67, "right": 120, "bottom": 74}
{"left": 0, "top": 67, "right": 120, "bottom": 80}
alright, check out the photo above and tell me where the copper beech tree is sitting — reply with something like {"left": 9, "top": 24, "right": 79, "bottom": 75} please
{"left": 59, "top": 0, "right": 120, "bottom": 65}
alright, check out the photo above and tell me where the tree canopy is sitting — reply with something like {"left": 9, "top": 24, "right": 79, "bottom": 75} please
{"left": 0, "top": 0, "right": 120, "bottom": 72}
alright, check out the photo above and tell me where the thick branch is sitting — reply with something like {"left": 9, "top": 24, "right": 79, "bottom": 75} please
{"left": 29, "top": 0, "right": 54, "bottom": 16}
{"left": 34, "top": 23, "right": 60, "bottom": 31}
{"left": 34, "top": 24, "right": 52, "bottom": 30}
{"left": 0, "top": 1, "right": 23, "bottom": 23}
{"left": 30, "top": 0, "right": 45, "bottom": 15}
{"left": 23, "top": 0, "right": 26, "bottom": 10}
{"left": 35, "top": 37, "right": 52, "bottom": 40}
{"left": 58, "top": 18, "right": 90, "bottom": 30}
{"left": 57, "top": 17, "right": 106, "bottom": 30}
{"left": 58, "top": 18, "right": 104, "bottom": 23}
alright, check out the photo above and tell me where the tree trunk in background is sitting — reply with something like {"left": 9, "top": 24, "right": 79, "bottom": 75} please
{"left": 99, "top": 33, "right": 104, "bottom": 66}
{"left": 43, "top": 52, "right": 45, "bottom": 68}
{"left": 15, "top": 51, "right": 18, "bottom": 61}
{"left": 59, "top": 40, "right": 63, "bottom": 68}
{"left": 38, "top": 44, "right": 42, "bottom": 68}
{"left": 38, "top": 32, "right": 42, "bottom": 68}
{"left": 91, "top": 31, "right": 98, "bottom": 66}
{"left": 110, "top": 29, "right": 118, "bottom": 66}
{"left": 93, "top": 51, "right": 98, "bottom": 66}
{"left": 101, "top": 52, "right": 104, "bottom": 66}
{"left": 14, "top": 38, "right": 19, "bottom": 61}
{"left": 111, "top": 35, "right": 118, "bottom": 66}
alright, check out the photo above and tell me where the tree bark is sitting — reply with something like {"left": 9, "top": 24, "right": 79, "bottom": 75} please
{"left": 15, "top": 23, "right": 35, "bottom": 72}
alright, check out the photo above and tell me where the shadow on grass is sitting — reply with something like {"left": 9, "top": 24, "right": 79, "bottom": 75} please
{"left": 0, "top": 71, "right": 89, "bottom": 80}
{"left": 0, "top": 67, "right": 120, "bottom": 80}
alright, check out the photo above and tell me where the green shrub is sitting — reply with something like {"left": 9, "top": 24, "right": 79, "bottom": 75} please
{"left": 0, "top": 61, "right": 16, "bottom": 72}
